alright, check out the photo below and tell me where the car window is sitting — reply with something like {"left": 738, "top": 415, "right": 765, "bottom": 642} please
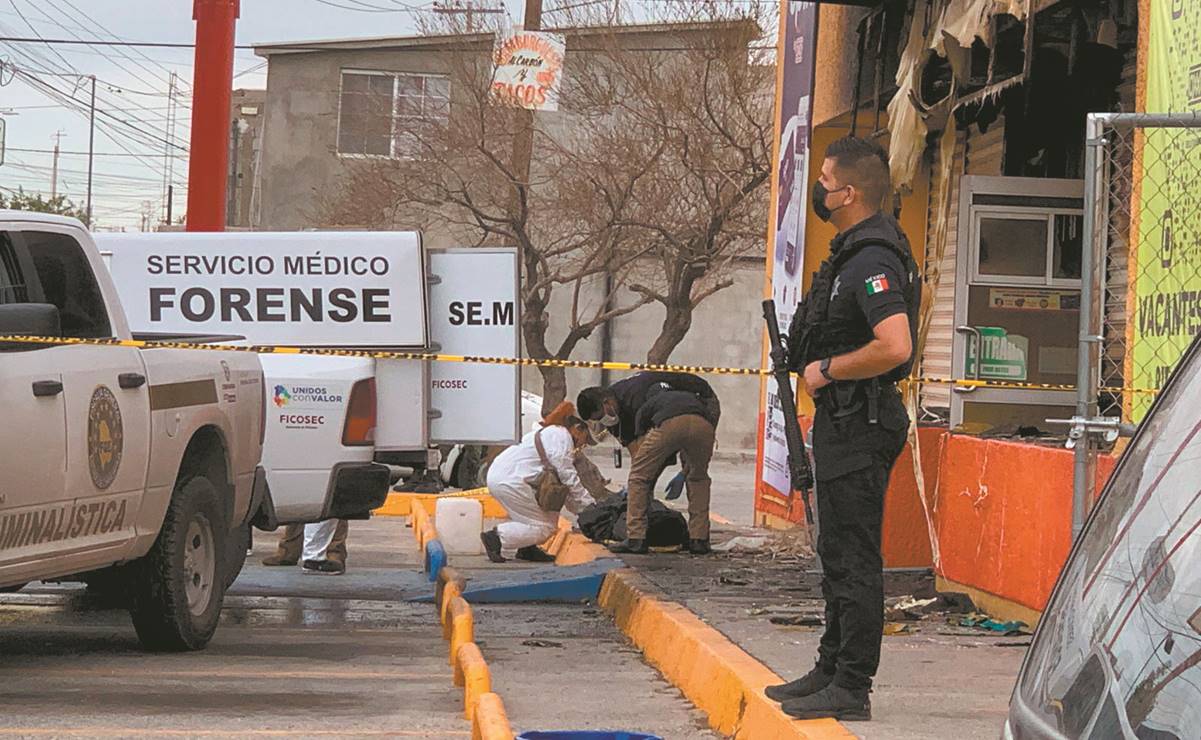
{"left": 0, "top": 231, "right": 32, "bottom": 303}
{"left": 1019, "top": 337, "right": 1201, "bottom": 739}
{"left": 21, "top": 230, "right": 112, "bottom": 339}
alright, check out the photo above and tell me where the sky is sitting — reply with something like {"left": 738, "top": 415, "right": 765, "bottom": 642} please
{"left": 0, "top": 0, "right": 533, "bottom": 229}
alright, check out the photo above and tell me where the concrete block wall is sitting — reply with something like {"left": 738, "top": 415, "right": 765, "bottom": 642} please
{"left": 521, "top": 259, "right": 765, "bottom": 453}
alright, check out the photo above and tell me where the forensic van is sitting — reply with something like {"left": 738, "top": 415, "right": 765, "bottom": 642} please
{"left": 97, "top": 233, "right": 521, "bottom": 532}
{"left": 0, "top": 211, "right": 265, "bottom": 651}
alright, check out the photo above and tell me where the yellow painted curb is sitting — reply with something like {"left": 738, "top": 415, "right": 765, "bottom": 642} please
{"left": 457, "top": 643, "right": 493, "bottom": 720}
{"left": 551, "top": 532, "right": 611, "bottom": 566}
{"left": 473, "top": 692, "right": 515, "bottom": 740}
{"left": 375, "top": 490, "right": 510, "bottom": 519}
{"left": 448, "top": 596, "right": 474, "bottom": 671}
{"left": 598, "top": 569, "right": 857, "bottom": 739}
{"left": 437, "top": 567, "right": 521, "bottom": 740}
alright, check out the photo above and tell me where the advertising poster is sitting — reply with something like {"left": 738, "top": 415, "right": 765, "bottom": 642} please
{"left": 756, "top": 1, "right": 818, "bottom": 506}
{"left": 491, "top": 30, "right": 566, "bottom": 112}
{"left": 1130, "top": 0, "right": 1201, "bottom": 421}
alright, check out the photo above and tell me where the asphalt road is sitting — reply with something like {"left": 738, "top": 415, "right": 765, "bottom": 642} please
{"left": 0, "top": 517, "right": 715, "bottom": 739}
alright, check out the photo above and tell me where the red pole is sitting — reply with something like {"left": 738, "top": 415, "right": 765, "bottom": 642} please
{"left": 186, "top": 0, "right": 240, "bottom": 231}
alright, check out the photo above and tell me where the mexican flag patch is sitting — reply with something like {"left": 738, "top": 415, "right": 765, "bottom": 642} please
{"left": 865, "top": 274, "right": 890, "bottom": 295}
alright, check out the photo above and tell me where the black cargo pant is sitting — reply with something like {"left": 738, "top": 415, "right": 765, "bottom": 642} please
{"left": 811, "top": 383, "right": 908, "bottom": 691}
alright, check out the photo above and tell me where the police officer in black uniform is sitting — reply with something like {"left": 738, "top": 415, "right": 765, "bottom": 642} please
{"left": 765, "top": 136, "right": 921, "bottom": 721}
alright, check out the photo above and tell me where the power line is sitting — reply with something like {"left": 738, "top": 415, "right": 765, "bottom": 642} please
{"left": 0, "top": 35, "right": 774, "bottom": 52}
{"left": 27, "top": 0, "right": 194, "bottom": 107}
{"left": 7, "top": 146, "right": 186, "bottom": 158}
{"left": 11, "top": 67, "right": 187, "bottom": 152}
{"left": 49, "top": 0, "right": 194, "bottom": 94}
{"left": 0, "top": 25, "right": 190, "bottom": 148}
{"left": 10, "top": 69, "right": 174, "bottom": 177}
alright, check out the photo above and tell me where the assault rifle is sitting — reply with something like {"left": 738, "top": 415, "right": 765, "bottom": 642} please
{"left": 762, "top": 299, "right": 814, "bottom": 524}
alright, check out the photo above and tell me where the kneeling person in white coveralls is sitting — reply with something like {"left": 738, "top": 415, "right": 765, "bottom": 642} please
{"left": 481, "top": 402, "right": 596, "bottom": 563}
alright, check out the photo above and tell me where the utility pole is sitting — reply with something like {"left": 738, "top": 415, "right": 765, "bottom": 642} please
{"left": 50, "top": 130, "right": 65, "bottom": 198}
{"left": 187, "top": 0, "right": 239, "bottom": 232}
{"left": 508, "top": 0, "right": 543, "bottom": 225}
{"left": 432, "top": 0, "right": 504, "bottom": 33}
{"left": 162, "top": 71, "right": 177, "bottom": 224}
{"left": 86, "top": 75, "right": 96, "bottom": 226}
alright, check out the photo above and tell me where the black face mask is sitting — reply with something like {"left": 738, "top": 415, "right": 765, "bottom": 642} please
{"left": 812, "top": 181, "right": 849, "bottom": 223}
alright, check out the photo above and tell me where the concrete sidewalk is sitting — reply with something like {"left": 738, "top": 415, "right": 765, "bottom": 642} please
{"left": 583, "top": 452, "right": 1023, "bottom": 739}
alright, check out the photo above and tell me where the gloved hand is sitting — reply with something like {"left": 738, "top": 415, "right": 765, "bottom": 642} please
{"left": 664, "top": 471, "right": 686, "bottom": 500}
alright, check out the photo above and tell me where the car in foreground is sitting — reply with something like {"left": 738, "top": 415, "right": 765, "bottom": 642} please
{"left": 1006, "top": 333, "right": 1201, "bottom": 738}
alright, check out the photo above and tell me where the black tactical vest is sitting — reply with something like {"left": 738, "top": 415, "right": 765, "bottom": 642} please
{"left": 787, "top": 234, "right": 918, "bottom": 383}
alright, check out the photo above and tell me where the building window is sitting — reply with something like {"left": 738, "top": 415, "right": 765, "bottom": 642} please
{"left": 337, "top": 70, "right": 450, "bottom": 158}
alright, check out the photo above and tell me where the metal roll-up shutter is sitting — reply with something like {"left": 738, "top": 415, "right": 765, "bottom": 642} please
{"left": 919, "top": 129, "right": 967, "bottom": 416}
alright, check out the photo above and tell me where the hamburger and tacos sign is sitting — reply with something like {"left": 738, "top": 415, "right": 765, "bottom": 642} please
{"left": 491, "top": 30, "right": 565, "bottom": 112}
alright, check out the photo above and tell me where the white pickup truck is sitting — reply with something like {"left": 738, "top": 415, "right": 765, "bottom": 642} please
{"left": 0, "top": 211, "right": 265, "bottom": 652}
{"left": 98, "top": 233, "right": 522, "bottom": 522}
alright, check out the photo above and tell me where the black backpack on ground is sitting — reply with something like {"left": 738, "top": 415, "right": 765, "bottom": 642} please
{"left": 577, "top": 492, "right": 688, "bottom": 547}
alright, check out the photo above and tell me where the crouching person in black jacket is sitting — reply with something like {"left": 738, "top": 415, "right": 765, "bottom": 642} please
{"left": 578, "top": 372, "right": 719, "bottom": 555}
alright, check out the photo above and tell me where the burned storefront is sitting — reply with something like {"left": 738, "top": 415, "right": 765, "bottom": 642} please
{"left": 756, "top": 0, "right": 1153, "bottom": 623}
{"left": 856, "top": 0, "right": 1136, "bottom": 433}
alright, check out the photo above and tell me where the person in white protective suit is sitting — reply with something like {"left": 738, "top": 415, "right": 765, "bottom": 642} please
{"left": 480, "top": 401, "right": 597, "bottom": 563}
{"left": 300, "top": 519, "right": 347, "bottom": 575}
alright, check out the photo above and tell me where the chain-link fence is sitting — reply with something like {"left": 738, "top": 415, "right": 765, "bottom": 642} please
{"left": 1074, "top": 112, "right": 1201, "bottom": 534}
{"left": 1096, "top": 114, "right": 1201, "bottom": 423}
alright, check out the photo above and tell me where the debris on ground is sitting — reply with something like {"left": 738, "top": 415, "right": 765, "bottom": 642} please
{"left": 712, "top": 536, "right": 768, "bottom": 553}
{"left": 883, "top": 596, "right": 939, "bottom": 621}
{"left": 884, "top": 622, "right": 918, "bottom": 635}
{"left": 521, "top": 639, "right": 565, "bottom": 648}
{"left": 957, "top": 613, "right": 1030, "bottom": 636}
{"left": 769, "top": 613, "right": 824, "bottom": 627}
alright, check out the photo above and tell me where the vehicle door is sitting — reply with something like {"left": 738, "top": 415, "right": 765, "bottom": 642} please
{"left": 18, "top": 229, "right": 150, "bottom": 555}
{"left": 0, "top": 230, "right": 68, "bottom": 566}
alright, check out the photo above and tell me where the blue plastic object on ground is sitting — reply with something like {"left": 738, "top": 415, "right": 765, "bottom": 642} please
{"left": 424, "top": 539, "right": 447, "bottom": 583}
{"left": 517, "top": 733, "right": 663, "bottom": 740}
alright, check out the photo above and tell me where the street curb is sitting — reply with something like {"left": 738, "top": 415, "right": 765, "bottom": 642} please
{"left": 598, "top": 569, "right": 857, "bottom": 740}
{"left": 410, "top": 518, "right": 515, "bottom": 740}
{"left": 376, "top": 490, "right": 509, "bottom": 519}
{"left": 544, "top": 523, "right": 612, "bottom": 566}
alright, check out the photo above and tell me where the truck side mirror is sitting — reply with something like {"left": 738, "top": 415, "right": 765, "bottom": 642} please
{"left": 0, "top": 303, "right": 62, "bottom": 349}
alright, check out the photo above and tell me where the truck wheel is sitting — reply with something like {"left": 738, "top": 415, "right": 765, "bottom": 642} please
{"left": 222, "top": 522, "right": 251, "bottom": 591}
{"left": 128, "top": 475, "right": 226, "bottom": 652}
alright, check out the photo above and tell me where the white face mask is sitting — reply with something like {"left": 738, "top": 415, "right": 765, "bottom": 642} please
{"left": 600, "top": 412, "right": 619, "bottom": 427}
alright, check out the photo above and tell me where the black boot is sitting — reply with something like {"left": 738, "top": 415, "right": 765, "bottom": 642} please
{"left": 607, "top": 539, "right": 648, "bottom": 554}
{"left": 688, "top": 539, "right": 711, "bottom": 555}
{"left": 764, "top": 663, "right": 834, "bottom": 702}
{"left": 480, "top": 529, "right": 506, "bottom": 563}
{"left": 515, "top": 545, "right": 556, "bottom": 562}
{"left": 781, "top": 684, "right": 871, "bottom": 721}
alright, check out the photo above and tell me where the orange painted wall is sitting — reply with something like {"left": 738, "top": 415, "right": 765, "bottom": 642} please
{"left": 932, "top": 434, "right": 1117, "bottom": 611}
{"left": 759, "top": 423, "right": 1120, "bottom": 609}
{"left": 879, "top": 427, "right": 942, "bottom": 568}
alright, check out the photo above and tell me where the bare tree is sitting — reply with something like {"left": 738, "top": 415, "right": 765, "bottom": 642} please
{"left": 319, "top": 4, "right": 772, "bottom": 406}
{"left": 566, "top": 15, "right": 772, "bottom": 364}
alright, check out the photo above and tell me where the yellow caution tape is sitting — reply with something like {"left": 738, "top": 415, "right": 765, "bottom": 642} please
{"left": 0, "top": 334, "right": 1160, "bottom": 396}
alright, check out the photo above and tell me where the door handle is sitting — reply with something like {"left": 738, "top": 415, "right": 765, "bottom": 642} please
{"left": 118, "top": 372, "right": 147, "bottom": 390}
{"left": 32, "top": 380, "right": 64, "bottom": 398}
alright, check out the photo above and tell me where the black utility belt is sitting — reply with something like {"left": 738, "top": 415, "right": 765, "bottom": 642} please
{"left": 816, "top": 378, "right": 896, "bottom": 424}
